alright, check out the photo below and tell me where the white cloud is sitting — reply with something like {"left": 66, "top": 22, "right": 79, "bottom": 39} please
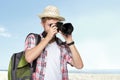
{"left": 78, "top": 38, "right": 108, "bottom": 69}
{"left": 0, "top": 27, "right": 5, "bottom": 32}
{"left": 75, "top": 35, "right": 120, "bottom": 70}
{"left": 0, "top": 26, "right": 12, "bottom": 38}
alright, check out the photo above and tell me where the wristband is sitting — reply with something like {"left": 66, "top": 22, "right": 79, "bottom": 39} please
{"left": 67, "top": 41, "right": 74, "bottom": 46}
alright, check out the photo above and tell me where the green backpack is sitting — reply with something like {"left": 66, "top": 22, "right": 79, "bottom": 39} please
{"left": 8, "top": 33, "right": 41, "bottom": 80}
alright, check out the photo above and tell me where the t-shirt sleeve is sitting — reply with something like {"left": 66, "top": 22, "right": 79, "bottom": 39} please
{"left": 24, "top": 34, "right": 36, "bottom": 50}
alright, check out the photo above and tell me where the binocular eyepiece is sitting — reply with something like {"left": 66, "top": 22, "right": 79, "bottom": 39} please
{"left": 56, "top": 22, "right": 74, "bottom": 35}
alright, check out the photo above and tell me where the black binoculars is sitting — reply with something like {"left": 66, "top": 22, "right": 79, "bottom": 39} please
{"left": 55, "top": 22, "right": 74, "bottom": 35}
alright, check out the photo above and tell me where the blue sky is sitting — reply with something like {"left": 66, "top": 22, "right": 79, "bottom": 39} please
{"left": 0, "top": 0, "right": 120, "bottom": 71}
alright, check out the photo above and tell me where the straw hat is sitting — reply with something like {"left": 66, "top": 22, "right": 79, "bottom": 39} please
{"left": 38, "top": 5, "right": 65, "bottom": 21}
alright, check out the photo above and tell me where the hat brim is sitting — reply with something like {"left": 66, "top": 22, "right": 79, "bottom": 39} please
{"left": 38, "top": 14, "right": 65, "bottom": 21}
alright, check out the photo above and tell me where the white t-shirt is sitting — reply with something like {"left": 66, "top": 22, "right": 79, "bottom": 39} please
{"left": 44, "top": 41, "right": 62, "bottom": 80}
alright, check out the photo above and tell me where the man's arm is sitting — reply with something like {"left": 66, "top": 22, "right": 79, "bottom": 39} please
{"left": 25, "top": 35, "right": 51, "bottom": 63}
{"left": 62, "top": 34, "right": 84, "bottom": 69}
{"left": 68, "top": 43, "right": 84, "bottom": 69}
{"left": 25, "top": 26, "right": 58, "bottom": 63}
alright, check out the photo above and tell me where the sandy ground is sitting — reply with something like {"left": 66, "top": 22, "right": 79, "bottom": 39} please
{"left": 0, "top": 71, "right": 120, "bottom": 80}
{"left": 69, "top": 73, "right": 120, "bottom": 80}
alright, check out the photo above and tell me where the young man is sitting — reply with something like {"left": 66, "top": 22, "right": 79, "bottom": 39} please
{"left": 25, "top": 5, "right": 83, "bottom": 80}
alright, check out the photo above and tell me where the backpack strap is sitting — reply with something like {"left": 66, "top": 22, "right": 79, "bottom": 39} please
{"left": 25, "top": 33, "right": 41, "bottom": 45}
{"left": 10, "top": 51, "right": 24, "bottom": 80}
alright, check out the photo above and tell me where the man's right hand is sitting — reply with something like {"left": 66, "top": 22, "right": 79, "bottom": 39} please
{"left": 46, "top": 24, "right": 58, "bottom": 40}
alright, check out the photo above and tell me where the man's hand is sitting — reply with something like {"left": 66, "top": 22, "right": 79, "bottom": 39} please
{"left": 59, "top": 31, "right": 73, "bottom": 43}
{"left": 46, "top": 24, "right": 58, "bottom": 40}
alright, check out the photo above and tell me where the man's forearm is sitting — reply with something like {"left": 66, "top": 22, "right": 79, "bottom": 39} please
{"left": 25, "top": 36, "right": 51, "bottom": 63}
{"left": 69, "top": 44, "right": 84, "bottom": 69}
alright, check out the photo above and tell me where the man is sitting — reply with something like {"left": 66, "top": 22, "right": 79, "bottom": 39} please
{"left": 25, "top": 5, "right": 83, "bottom": 80}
